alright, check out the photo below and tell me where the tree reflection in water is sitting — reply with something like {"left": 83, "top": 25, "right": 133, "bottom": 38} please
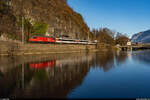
{"left": 0, "top": 51, "right": 129, "bottom": 98}
{"left": 94, "top": 50, "right": 128, "bottom": 72}
{"left": 0, "top": 53, "right": 95, "bottom": 98}
{"left": 115, "top": 51, "right": 128, "bottom": 66}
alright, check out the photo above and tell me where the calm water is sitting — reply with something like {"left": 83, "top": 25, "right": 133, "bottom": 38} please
{"left": 0, "top": 50, "right": 150, "bottom": 98}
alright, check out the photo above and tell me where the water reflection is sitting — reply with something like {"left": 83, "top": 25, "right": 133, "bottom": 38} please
{"left": 68, "top": 51, "right": 150, "bottom": 98}
{"left": 95, "top": 51, "right": 115, "bottom": 72}
{"left": 0, "top": 53, "right": 95, "bottom": 98}
{"left": 0, "top": 50, "right": 138, "bottom": 98}
{"left": 30, "top": 60, "right": 55, "bottom": 69}
{"left": 94, "top": 51, "right": 128, "bottom": 72}
{"left": 132, "top": 50, "right": 150, "bottom": 64}
{"left": 115, "top": 51, "right": 128, "bottom": 65}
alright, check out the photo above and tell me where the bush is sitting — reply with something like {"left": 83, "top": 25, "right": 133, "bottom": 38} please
{"left": 32, "top": 22, "right": 48, "bottom": 35}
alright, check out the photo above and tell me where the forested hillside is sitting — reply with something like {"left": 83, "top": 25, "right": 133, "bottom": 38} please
{"left": 0, "top": 0, "right": 93, "bottom": 41}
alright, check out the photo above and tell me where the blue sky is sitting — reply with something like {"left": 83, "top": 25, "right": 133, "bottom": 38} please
{"left": 68, "top": 0, "right": 150, "bottom": 37}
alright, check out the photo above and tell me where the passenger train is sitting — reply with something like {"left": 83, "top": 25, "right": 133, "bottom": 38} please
{"left": 29, "top": 35, "right": 97, "bottom": 44}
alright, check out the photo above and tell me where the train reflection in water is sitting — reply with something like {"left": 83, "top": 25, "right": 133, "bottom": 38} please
{"left": 0, "top": 51, "right": 131, "bottom": 98}
{"left": 0, "top": 53, "right": 96, "bottom": 98}
{"left": 30, "top": 60, "right": 55, "bottom": 69}
{"left": 29, "top": 54, "right": 94, "bottom": 69}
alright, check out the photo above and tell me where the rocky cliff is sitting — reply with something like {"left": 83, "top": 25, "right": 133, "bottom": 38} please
{"left": 0, "top": 0, "right": 93, "bottom": 41}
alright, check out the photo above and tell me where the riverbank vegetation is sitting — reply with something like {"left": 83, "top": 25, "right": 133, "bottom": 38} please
{"left": 91, "top": 28, "right": 129, "bottom": 49}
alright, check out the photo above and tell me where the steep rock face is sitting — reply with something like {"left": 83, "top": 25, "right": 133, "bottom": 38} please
{"left": 10, "top": 0, "right": 90, "bottom": 40}
{"left": 131, "top": 30, "right": 150, "bottom": 43}
{"left": 0, "top": 0, "right": 21, "bottom": 40}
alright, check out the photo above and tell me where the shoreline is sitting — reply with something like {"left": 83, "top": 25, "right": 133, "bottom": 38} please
{"left": 0, "top": 41, "right": 98, "bottom": 56}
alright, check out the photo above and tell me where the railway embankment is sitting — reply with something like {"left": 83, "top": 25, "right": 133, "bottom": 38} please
{"left": 0, "top": 41, "right": 97, "bottom": 56}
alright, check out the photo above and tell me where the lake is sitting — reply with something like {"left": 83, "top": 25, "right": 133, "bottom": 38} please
{"left": 0, "top": 50, "right": 150, "bottom": 98}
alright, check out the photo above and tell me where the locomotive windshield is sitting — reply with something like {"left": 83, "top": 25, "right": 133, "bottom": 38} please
{"left": 32, "top": 36, "right": 37, "bottom": 39}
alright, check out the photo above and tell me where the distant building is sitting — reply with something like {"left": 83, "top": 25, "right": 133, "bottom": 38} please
{"left": 127, "top": 41, "right": 131, "bottom": 46}
{"left": 126, "top": 39, "right": 132, "bottom": 46}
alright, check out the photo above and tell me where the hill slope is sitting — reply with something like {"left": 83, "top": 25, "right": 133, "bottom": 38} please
{"left": 131, "top": 30, "right": 150, "bottom": 43}
{"left": 0, "top": 0, "right": 92, "bottom": 41}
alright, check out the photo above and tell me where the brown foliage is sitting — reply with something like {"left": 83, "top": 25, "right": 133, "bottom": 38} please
{"left": 92, "top": 28, "right": 115, "bottom": 45}
{"left": 115, "top": 33, "right": 129, "bottom": 46}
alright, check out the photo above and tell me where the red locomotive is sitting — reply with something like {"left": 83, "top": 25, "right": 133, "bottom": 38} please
{"left": 29, "top": 36, "right": 56, "bottom": 43}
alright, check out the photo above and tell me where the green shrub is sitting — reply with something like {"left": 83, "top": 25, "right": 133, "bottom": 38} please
{"left": 32, "top": 22, "right": 48, "bottom": 35}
